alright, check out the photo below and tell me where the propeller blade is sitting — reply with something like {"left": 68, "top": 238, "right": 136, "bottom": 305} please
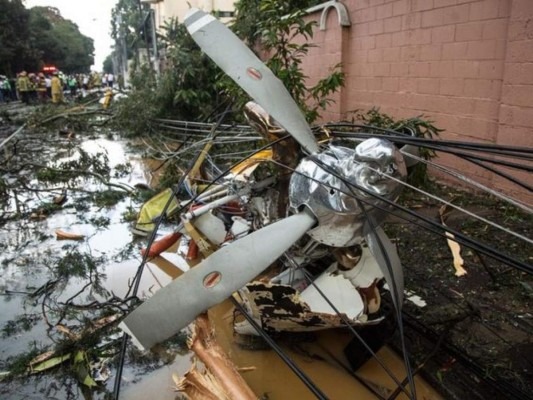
{"left": 184, "top": 8, "right": 319, "bottom": 155}
{"left": 120, "top": 211, "right": 316, "bottom": 350}
{"left": 365, "top": 225, "right": 404, "bottom": 311}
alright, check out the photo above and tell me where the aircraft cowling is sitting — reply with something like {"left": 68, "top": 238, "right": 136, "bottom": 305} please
{"left": 289, "top": 138, "right": 407, "bottom": 247}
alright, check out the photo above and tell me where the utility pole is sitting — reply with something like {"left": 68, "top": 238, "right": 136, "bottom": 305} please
{"left": 116, "top": 13, "right": 129, "bottom": 87}
{"left": 137, "top": 0, "right": 151, "bottom": 69}
{"left": 121, "top": 26, "right": 129, "bottom": 87}
{"left": 150, "top": 8, "right": 160, "bottom": 79}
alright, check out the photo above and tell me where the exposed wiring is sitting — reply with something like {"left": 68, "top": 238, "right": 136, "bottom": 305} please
{"left": 230, "top": 296, "right": 329, "bottom": 400}
{"left": 119, "top": 118, "right": 531, "bottom": 399}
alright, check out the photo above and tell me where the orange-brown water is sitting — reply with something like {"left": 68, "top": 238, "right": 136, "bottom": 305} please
{"left": 121, "top": 253, "right": 442, "bottom": 400}
{"left": 0, "top": 132, "right": 442, "bottom": 399}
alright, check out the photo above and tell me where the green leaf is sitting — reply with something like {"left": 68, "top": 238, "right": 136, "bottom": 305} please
{"left": 29, "top": 353, "right": 71, "bottom": 374}
{"left": 73, "top": 350, "right": 98, "bottom": 388}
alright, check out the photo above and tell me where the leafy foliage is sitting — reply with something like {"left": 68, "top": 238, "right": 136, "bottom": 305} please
{"left": 353, "top": 107, "right": 444, "bottom": 186}
{"left": 58, "top": 148, "right": 111, "bottom": 178}
{"left": 0, "top": 2, "right": 94, "bottom": 74}
{"left": 159, "top": 20, "right": 221, "bottom": 119}
{"left": 114, "top": 18, "right": 221, "bottom": 136}
{"left": 115, "top": 1, "right": 344, "bottom": 138}
{"left": 29, "top": 7, "right": 95, "bottom": 72}
{"left": 91, "top": 190, "right": 127, "bottom": 208}
{"left": 232, "top": 0, "right": 322, "bottom": 47}
{"left": 0, "top": 0, "right": 33, "bottom": 74}
{"left": 109, "top": 0, "right": 154, "bottom": 72}
{"left": 228, "top": 0, "right": 344, "bottom": 123}
{"left": 2, "top": 314, "right": 41, "bottom": 338}
{"left": 56, "top": 250, "right": 98, "bottom": 279}
{"left": 102, "top": 54, "right": 113, "bottom": 74}
{"left": 111, "top": 0, "right": 149, "bottom": 49}
{"left": 6, "top": 347, "right": 42, "bottom": 375}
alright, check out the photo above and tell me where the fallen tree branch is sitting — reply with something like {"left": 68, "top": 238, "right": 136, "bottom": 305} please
{"left": 175, "top": 314, "right": 257, "bottom": 400}
{"left": 25, "top": 163, "right": 134, "bottom": 193}
{"left": 89, "top": 115, "right": 116, "bottom": 127}
{"left": 0, "top": 124, "right": 26, "bottom": 151}
{"left": 38, "top": 108, "right": 111, "bottom": 125}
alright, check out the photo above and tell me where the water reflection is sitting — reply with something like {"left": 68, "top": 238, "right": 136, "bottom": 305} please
{"left": 0, "top": 133, "right": 172, "bottom": 398}
{"left": 0, "top": 133, "right": 442, "bottom": 399}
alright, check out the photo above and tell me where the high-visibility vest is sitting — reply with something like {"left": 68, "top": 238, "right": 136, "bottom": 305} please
{"left": 18, "top": 76, "right": 30, "bottom": 92}
{"left": 51, "top": 77, "right": 62, "bottom": 95}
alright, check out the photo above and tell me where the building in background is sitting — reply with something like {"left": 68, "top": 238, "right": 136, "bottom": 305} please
{"left": 139, "top": 0, "right": 237, "bottom": 75}
{"left": 142, "top": 0, "right": 236, "bottom": 30}
{"left": 301, "top": 0, "right": 532, "bottom": 201}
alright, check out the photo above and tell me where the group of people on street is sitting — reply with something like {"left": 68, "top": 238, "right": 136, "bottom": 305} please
{"left": 0, "top": 70, "right": 122, "bottom": 105}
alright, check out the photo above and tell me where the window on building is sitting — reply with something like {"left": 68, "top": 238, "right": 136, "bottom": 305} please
{"left": 216, "top": 11, "right": 235, "bottom": 18}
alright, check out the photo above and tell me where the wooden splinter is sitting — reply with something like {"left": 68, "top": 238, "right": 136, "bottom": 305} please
{"left": 173, "top": 314, "right": 257, "bottom": 400}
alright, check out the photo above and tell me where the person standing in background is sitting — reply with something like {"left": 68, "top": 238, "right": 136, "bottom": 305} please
{"left": 45, "top": 74, "right": 52, "bottom": 99}
{"left": 117, "top": 74, "right": 124, "bottom": 91}
{"left": 107, "top": 72, "right": 114, "bottom": 88}
{"left": 82, "top": 74, "right": 89, "bottom": 91}
{"left": 9, "top": 76, "right": 16, "bottom": 101}
{"left": 17, "top": 71, "right": 31, "bottom": 104}
{"left": 28, "top": 73, "right": 38, "bottom": 103}
{"left": 68, "top": 75, "right": 77, "bottom": 97}
{"left": 37, "top": 73, "right": 47, "bottom": 103}
{"left": 93, "top": 72, "right": 102, "bottom": 89}
{"left": 51, "top": 72, "right": 64, "bottom": 104}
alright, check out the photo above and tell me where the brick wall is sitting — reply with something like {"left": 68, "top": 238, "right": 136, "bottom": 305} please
{"left": 495, "top": 0, "right": 533, "bottom": 198}
{"left": 300, "top": 0, "right": 532, "bottom": 201}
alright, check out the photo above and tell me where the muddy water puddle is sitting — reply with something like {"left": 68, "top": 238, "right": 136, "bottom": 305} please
{"left": 0, "top": 131, "right": 186, "bottom": 398}
{"left": 0, "top": 129, "right": 442, "bottom": 399}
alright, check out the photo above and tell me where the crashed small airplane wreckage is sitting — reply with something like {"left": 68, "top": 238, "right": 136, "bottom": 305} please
{"left": 119, "top": 7, "right": 417, "bottom": 392}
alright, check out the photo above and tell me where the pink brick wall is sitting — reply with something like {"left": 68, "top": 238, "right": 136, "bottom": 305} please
{"left": 300, "top": 0, "right": 532, "bottom": 201}
{"left": 495, "top": 0, "right": 533, "bottom": 198}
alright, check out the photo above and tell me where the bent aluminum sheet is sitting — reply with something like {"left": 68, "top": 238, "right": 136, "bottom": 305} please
{"left": 289, "top": 140, "right": 406, "bottom": 247}
{"left": 299, "top": 270, "right": 365, "bottom": 320}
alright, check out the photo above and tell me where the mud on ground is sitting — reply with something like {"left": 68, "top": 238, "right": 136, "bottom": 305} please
{"left": 385, "top": 184, "right": 532, "bottom": 400}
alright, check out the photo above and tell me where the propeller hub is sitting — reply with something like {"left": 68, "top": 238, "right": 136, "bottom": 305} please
{"left": 289, "top": 139, "right": 406, "bottom": 247}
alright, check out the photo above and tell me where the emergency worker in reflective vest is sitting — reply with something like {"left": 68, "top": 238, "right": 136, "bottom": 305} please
{"left": 17, "top": 71, "right": 31, "bottom": 104}
{"left": 51, "top": 72, "right": 64, "bottom": 104}
{"left": 37, "top": 73, "right": 47, "bottom": 103}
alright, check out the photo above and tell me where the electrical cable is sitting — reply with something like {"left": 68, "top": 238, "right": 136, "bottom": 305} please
{"left": 401, "top": 312, "right": 532, "bottom": 400}
{"left": 329, "top": 131, "right": 533, "bottom": 171}
{"left": 364, "top": 164, "right": 532, "bottom": 243}
{"left": 401, "top": 152, "right": 532, "bottom": 213}
{"left": 231, "top": 297, "right": 329, "bottom": 400}
{"left": 268, "top": 158, "right": 532, "bottom": 275}
{"left": 115, "top": 120, "right": 531, "bottom": 399}
{"left": 327, "top": 131, "right": 533, "bottom": 190}
{"left": 113, "top": 108, "right": 233, "bottom": 399}
{"left": 323, "top": 126, "right": 533, "bottom": 158}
